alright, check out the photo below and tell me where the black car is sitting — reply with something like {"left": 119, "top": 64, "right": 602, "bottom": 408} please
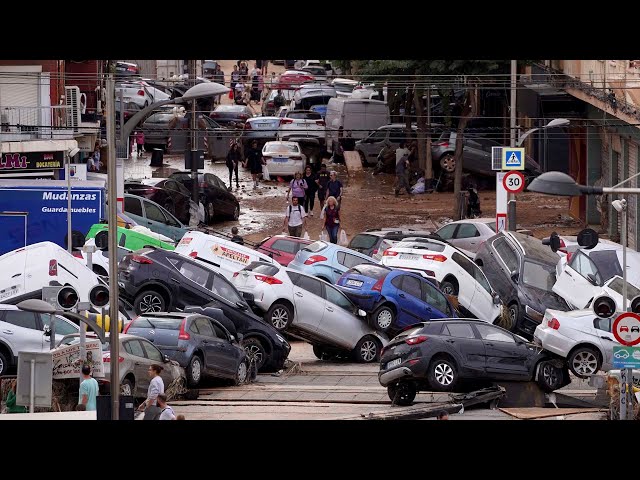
{"left": 169, "top": 171, "right": 240, "bottom": 223}
{"left": 348, "top": 229, "right": 438, "bottom": 257}
{"left": 118, "top": 248, "right": 290, "bottom": 372}
{"left": 378, "top": 319, "right": 570, "bottom": 405}
{"left": 123, "top": 312, "right": 248, "bottom": 387}
{"left": 124, "top": 178, "right": 192, "bottom": 225}
{"left": 184, "top": 304, "right": 290, "bottom": 372}
{"left": 474, "top": 231, "right": 569, "bottom": 338}
{"left": 210, "top": 104, "right": 254, "bottom": 127}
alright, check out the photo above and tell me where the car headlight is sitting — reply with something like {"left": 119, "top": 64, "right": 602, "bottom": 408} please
{"left": 525, "top": 305, "right": 544, "bottom": 322}
{"left": 276, "top": 334, "right": 286, "bottom": 344}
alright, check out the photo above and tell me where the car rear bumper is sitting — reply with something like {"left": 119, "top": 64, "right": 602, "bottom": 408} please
{"left": 338, "top": 288, "right": 379, "bottom": 312}
{"left": 379, "top": 366, "right": 413, "bottom": 387}
{"left": 265, "top": 162, "right": 304, "bottom": 176}
{"left": 533, "top": 327, "right": 570, "bottom": 359}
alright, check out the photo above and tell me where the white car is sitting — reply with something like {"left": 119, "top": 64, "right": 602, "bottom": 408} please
{"left": 277, "top": 110, "right": 326, "bottom": 146}
{"left": 434, "top": 218, "right": 497, "bottom": 254}
{"left": 231, "top": 261, "right": 387, "bottom": 363}
{"left": 74, "top": 240, "right": 133, "bottom": 278}
{"left": 380, "top": 237, "right": 502, "bottom": 323}
{"left": 553, "top": 240, "right": 640, "bottom": 310}
{"left": 534, "top": 308, "right": 619, "bottom": 377}
{"left": 331, "top": 78, "right": 359, "bottom": 98}
{"left": 114, "top": 82, "right": 154, "bottom": 108}
{"left": 262, "top": 141, "right": 306, "bottom": 177}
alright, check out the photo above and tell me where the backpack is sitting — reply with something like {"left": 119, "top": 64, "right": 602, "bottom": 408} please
{"left": 288, "top": 204, "right": 302, "bottom": 216}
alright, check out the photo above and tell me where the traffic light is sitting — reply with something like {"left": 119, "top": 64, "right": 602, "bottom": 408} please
{"left": 57, "top": 286, "right": 79, "bottom": 311}
{"left": 631, "top": 295, "right": 640, "bottom": 314}
{"left": 592, "top": 295, "right": 616, "bottom": 319}
{"left": 542, "top": 231, "right": 562, "bottom": 253}
{"left": 89, "top": 285, "right": 109, "bottom": 308}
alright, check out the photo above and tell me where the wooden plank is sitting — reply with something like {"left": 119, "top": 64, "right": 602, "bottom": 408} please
{"left": 499, "top": 407, "right": 604, "bottom": 420}
{"left": 344, "top": 151, "right": 363, "bottom": 172}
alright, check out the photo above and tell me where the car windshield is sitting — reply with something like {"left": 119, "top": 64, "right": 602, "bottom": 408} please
{"left": 396, "top": 240, "right": 446, "bottom": 252}
{"left": 349, "top": 264, "right": 389, "bottom": 279}
{"left": 522, "top": 261, "right": 556, "bottom": 292}
{"left": 130, "top": 317, "right": 183, "bottom": 330}
{"left": 287, "top": 111, "right": 322, "bottom": 120}
{"left": 606, "top": 276, "right": 640, "bottom": 298}
{"left": 264, "top": 143, "right": 299, "bottom": 154}
{"left": 350, "top": 234, "right": 378, "bottom": 249}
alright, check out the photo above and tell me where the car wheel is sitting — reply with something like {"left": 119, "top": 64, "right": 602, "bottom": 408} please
{"left": 506, "top": 302, "right": 519, "bottom": 332}
{"left": 312, "top": 345, "right": 326, "bottom": 360}
{"left": 439, "top": 153, "right": 455, "bottom": 173}
{"left": 187, "top": 355, "right": 203, "bottom": 387}
{"left": 121, "top": 378, "right": 134, "bottom": 397}
{"left": 206, "top": 201, "right": 215, "bottom": 223}
{"left": 537, "top": 360, "right": 565, "bottom": 392}
{"left": 234, "top": 360, "right": 248, "bottom": 385}
{"left": 242, "top": 337, "right": 266, "bottom": 370}
{"left": 440, "top": 280, "right": 458, "bottom": 296}
{"left": 266, "top": 303, "right": 293, "bottom": 331}
{"left": 388, "top": 381, "right": 417, "bottom": 406}
{"left": 0, "top": 351, "right": 8, "bottom": 376}
{"left": 353, "top": 336, "right": 379, "bottom": 363}
{"left": 133, "top": 290, "right": 166, "bottom": 315}
{"left": 568, "top": 347, "right": 601, "bottom": 377}
{"left": 427, "top": 357, "right": 458, "bottom": 392}
{"left": 371, "top": 305, "right": 395, "bottom": 332}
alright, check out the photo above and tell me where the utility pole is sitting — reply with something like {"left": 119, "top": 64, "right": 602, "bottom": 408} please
{"left": 507, "top": 60, "right": 517, "bottom": 231}
{"left": 189, "top": 59, "right": 199, "bottom": 202}
{"left": 426, "top": 84, "right": 433, "bottom": 182}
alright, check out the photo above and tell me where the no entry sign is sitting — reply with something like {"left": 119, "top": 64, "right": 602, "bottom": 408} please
{"left": 502, "top": 171, "right": 525, "bottom": 194}
{"left": 612, "top": 312, "right": 640, "bottom": 346}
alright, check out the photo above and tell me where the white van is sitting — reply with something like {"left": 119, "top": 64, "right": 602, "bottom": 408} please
{"left": 325, "top": 98, "right": 390, "bottom": 151}
{"left": 174, "top": 231, "right": 276, "bottom": 281}
{"left": 0, "top": 242, "right": 106, "bottom": 308}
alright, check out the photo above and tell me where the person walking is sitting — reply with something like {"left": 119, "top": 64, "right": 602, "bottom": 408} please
{"left": 226, "top": 141, "right": 242, "bottom": 189}
{"left": 286, "top": 171, "right": 307, "bottom": 205}
{"left": 284, "top": 196, "right": 307, "bottom": 237}
{"left": 321, "top": 196, "right": 341, "bottom": 244}
{"left": 316, "top": 163, "right": 330, "bottom": 206}
{"left": 327, "top": 171, "right": 344, "bottom": 207}
{"left": 230, "top": 226, "right": 244, "bottom": 245}
{"left": 395, "top": 145, "right": 412, "bottom": 197}
{"left": 156, "top": 393, "right": 176, "bottom": 420}
{"left": 78, "top": 365, "right": 99, "bottom": 411}
{"left": 5, "top": 379, "right": 27, "bottom": 413}
{"left": 137, "top": 364, "right": 164, "bottom": 420}
{"left": 244, "top": 140, "right": 264, "bottom": 189}
{"left": 302, "top": 165, "right": 318, "bottom": 216}
{"left": 230, "top": 65, "right": 240, "bottom": 94}
{"left": 135, "top": 130, "right": 145, "bottom": 157}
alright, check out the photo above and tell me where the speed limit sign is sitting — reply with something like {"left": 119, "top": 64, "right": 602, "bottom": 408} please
{"left": 503, "top": 171, "right": 525, "bottom": 194}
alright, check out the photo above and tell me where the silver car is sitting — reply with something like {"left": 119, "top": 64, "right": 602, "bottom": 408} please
{"left": 435, "top": 218, "right": 497, "bottom": 254}
{"left": 58, "top": 333, "right": 185, "bottom": 398}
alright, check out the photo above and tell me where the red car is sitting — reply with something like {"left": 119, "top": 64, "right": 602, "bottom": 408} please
{"left": 256, "top": 235, "right": 312, "bottom": 266}
{"left": 275, "top": 70, "right": 315, "bottom": 90}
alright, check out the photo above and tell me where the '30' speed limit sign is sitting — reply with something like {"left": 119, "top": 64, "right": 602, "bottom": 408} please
{"left": 503, "top": 171, "right": 525, "bottom": 194}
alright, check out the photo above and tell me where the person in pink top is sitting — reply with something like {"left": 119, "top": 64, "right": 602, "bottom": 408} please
{"left": 135, "top": 130, "right": 145, "bottom": 157}
{"left": 286, "top": 171, "right": 307, "bottom": 205}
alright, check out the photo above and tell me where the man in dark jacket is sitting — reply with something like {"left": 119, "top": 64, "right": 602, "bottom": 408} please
{"left": 244, "top": 140, "right": 264, "bottom": 189}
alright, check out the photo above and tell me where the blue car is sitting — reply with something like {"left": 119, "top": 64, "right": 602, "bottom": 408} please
{"left": 288, "top": 241, "right": 377, "bottom": 284}
{"left": 336, "top": 264, "right": 457, "bottom": 334}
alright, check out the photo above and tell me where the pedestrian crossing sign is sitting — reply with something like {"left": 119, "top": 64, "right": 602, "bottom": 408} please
{"left": 502, "top": 147, "right": 525, "bottom": 170}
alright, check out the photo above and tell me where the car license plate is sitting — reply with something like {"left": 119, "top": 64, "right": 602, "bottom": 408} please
{"left": 272, "top": 157, "right": 287, "bottom": 162}
{"left": 0, "top": 286, "right": 18, "bottom": 301}
{"left": 399, "top": 254, "right": 417, "bottom": 261}
{"left": 258, "top": 123, "right": 270, "bottom": 127}
{"left": 346, "top": 279, "right": 363, "bottom": 287}
{"left": 386, "top": 358, "right": 402, "bottom": 369}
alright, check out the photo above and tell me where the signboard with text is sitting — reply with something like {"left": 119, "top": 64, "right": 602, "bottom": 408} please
{"left": 613, "top": 346, "right": 640, "bottom": 369}
{"left": 0, "top": 151, "right": 64, "bottom": 172}
{"left": 52, "top": 339, "right": 105, "bottom": 379}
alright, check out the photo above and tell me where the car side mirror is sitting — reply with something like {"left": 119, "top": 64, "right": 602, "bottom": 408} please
{"left": 587, "top": 273, "right": 598, "bottom": 286}
{"left": 492, "top": 294, "right": 501, "bottom": 306}
{"left": 511, "top": 271, "right": 519, "bottom": 283}
{"left": 229, "top": 334, "right": 236, "bottom": 343}
{"left": 163, "top": 355, "right": 170, "bottom": 363}
{"left": 236, "top": 301, "right": 248, "bottom": 311}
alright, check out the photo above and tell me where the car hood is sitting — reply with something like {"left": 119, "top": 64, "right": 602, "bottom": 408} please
{"left": 520, "top": 285, "right": 568, "bottom": 312}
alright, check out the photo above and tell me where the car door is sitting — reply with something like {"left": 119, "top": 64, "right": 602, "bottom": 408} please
{"left": 123, "top": 195, "right": 145, "bottom": 226}
{"left": 421, "top": 281, "right": 453, "bottom": 319}
{"left": 553, "top": 251, "right": 602, "bottom": 309}
{"left": 290, "top": 274, "right": 326, "bottom": 332}
{"left": 393, "top": 275, "right": 429, "bottom": 326}
{"left": 440, "top": 322, "right": 487, "bottom": 376}
{"left": 360, "top": 129, "right": 389, "bottom": 162}
{"left": 0, "top": 310, "right": 44, "bottom": 353}
{"left": 318, "top": 284, "right": 362, "bottom": 349}
{"left": 450, "top": 252, "right": 477, "bottom": 314}
{"left": 209, "top": 273, "right": 253, "bottom": 327}
{"left": 473, "top": 323, "right": 531, "bottom": 379}
{"left": 139, "top": 338, "right": 175, "bottom": 388}
{"left": 168, "top": 258, "right": 216, "bottom": 309}
{"left": 469, "top": 262, "right": 499, "bottom": 320}
{"left": 195, "top": 317, "right": 232, "bottom": 376}
{"left": 211, "top": 319, "right": 243, "bottom": 375}
{"left": 488, "top": 236, "right": 521, "bottom": 301}
{"left": 142, "top": 199, "right": 174, "bottom": 240}
{"left": 451, "top": 223, "right": 481, "bottom": 252}
{"left": 122, "top": 339, "right": 152, "bottom": 395}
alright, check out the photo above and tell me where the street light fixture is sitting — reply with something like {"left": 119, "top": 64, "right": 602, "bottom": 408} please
{"left": 516, "top": 118, "right": 570, "bottom": 147}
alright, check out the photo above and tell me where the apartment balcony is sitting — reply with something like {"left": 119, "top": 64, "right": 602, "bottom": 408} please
{"left": 0, "top": 105, "right": 100, "bottom": 143}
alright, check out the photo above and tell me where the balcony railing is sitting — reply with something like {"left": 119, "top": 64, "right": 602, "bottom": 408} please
{"left": 0, "top": 104, "right": 95, "bottom": 142}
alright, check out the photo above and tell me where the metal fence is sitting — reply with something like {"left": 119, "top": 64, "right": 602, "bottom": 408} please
{"left": 0, "top": 105, "right": 76, "bottom": 142}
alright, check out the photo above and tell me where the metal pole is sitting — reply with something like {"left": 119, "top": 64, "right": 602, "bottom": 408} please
{"left": 626, "top": 367, "right": 635, "bottom": 420}
{"left": 79, "top": 308, "right": 86, "bottom": 382}
{"left": 189, "top": 59, "right": 199, "bottom": 202}
{"left": 29, "top": 359, "right": 35, "bottom": 413}
{"left": 622, "top": 199, "right": 628, "bottom": 312}
{"left": 507, "top": 59, "right": 517, "bottom": 231}
{"left": 49, "top": 315, "right": 55, "bottom": 350}
{"left": 620, "top": 366, "right": 628, "bottom": 420}
{"left": 67, "top": 153, "right": 72, "bottom": 253}
{"left": 106, "top": 75, "right": 120, "bottom": 420}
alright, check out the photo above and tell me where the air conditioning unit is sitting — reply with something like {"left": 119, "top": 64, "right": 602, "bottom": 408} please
{"left": 65, "top": 86, "right": 81, "bottom": 133}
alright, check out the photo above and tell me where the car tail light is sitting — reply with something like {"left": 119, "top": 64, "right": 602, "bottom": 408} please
{"left": 316, "top": 120, "right": 325, "bottom": 126}
{"left": 131, "top": 255, "right": 153, "bottom": 264}
{"left": 72, "top": 251, "right": 83, "bottom": 258}
{"left": 244, "top": 122, "right": 252, "bottom": 130}
{"left": 422, "top": 254, "right": 447, "bottom": 262}
{"left": 178, "top": 318, "right": 191, "bottom": 340}
{"left": 137, "top": 90, "right": 145, "bottom": 96}
{"left": 383, "top": 250, "right": 398, "bottom": 257}
{"left": 255, "top": 274, "right": 283, "bottom": 285}
{"left": 304, "top": 255, "right": 327, "bottom": 265}
{"left": 405, "top": 335, "right": 428, "bottom": 345}
{"left": 548, "top": 317, "right": 561, "bottom": 330}
{"left": 49, "top": 259, "right": 57, "bottom": 276}
{"left": 433, "top": 141, "right": 450, "bottom": 147}
{"left": 103, "top": 354, "right": 124, "bottom": 363}
{"left": 189, "top": 251, "right": 198, "bottom": 258}
{"left": 280, "top": 118, "right": 294, "bottom": 125}
{"left": 290, "top": 156, "right": 302, "bottom": 160}
{"left": 233, "top": 272, "right": 240, "bottom": 277}
{"left": 372, "top": 278, "right": 384, "bottom": 292}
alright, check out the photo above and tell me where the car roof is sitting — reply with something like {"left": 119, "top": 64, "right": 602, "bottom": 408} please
{"left": 361, "top": 229, "right": 434, "bottom": 236}
{"left": 136, "top": 312, "right": 192, "bottom": 319}
{"left": 447, "top": 218, "right": 495, "bottom": 225}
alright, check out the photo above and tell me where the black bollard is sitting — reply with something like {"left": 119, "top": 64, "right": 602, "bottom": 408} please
{"left": 150, "top": 148, "right": 164, "bottom": 167}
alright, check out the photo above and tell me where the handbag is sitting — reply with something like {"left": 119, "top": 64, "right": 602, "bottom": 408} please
{"left": 339, "top": 229, "right": 348, "bottom": 246}
{"left": 262, "top": 164, "right": 271, "bottom": 181}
